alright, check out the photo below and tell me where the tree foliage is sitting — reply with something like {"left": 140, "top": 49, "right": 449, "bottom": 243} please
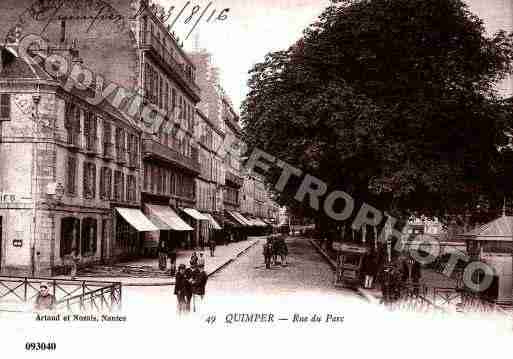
{"left": 241, "top": 0, "right": 513, "bottom": 225}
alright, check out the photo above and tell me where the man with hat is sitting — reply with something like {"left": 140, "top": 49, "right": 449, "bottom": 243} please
{"left": 34, "top": 282, "right": 56, "bottom": 311}
{"left": 174, "top": 264, "right": 190, "bottom": 315}
{"left": 191, "top": 264, "right": 208, "bottom": 313}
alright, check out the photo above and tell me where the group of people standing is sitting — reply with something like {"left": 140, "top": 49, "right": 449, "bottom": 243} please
{"left": 263, "top": 233, "right": 289, "bottom": 269}
{"left": 174, "top": 257, "right": 208, "bottom": 315}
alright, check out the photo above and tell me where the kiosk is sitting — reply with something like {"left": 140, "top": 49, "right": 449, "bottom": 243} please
{"left": 459, "top": 214, "right": 513, "bottom": 304}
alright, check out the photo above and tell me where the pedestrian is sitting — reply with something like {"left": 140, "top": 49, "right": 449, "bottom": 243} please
{"left": 200, "top": 233, "right": 205, "bottom": 251}
{"left": 208, "top": 236, "right": 216, "bottom": 257}
{"left": 69, "top": 248, "right": 80, "bottom": 280}
{"left": 198, "top": 252, "right": 205, "bottom": 269}
{"left": 263, "top": 239, "right": 272, "bottom": 269}
{"left": 174, "top": 264, "right": 189, "bottom": 315}
{"left": 34, "top": 282, "right": 56, "bottom": 311}
{"left": 271, "top": 237, "right": 280, "bottom": 265}
{"left": 168, "top": 245, "right": 177, "bottom": 276}
{"left": 279, "top": 237, "right": 288, "bottom": 266}
{"left": 184, "top": 266, "right": 193, "bottom": 311}
{"left": 191, "top": 264, "right": 208, "bottom": 312}
{"left": 363, "top": 252, "right": 377, "bottom": 289}
{"left": 158, "top": 240, "right": 167, "bottom": 271}
{"left": 189, "top": 251, "right": 198, "bottom": 269}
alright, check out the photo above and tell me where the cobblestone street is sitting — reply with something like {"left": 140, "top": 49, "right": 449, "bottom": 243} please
{"left": 121, "top": 237, "right": 363, "bottom": 320}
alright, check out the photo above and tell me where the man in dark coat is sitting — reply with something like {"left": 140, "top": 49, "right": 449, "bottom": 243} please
{"left": 208, "top": 237, "right": 216, "bottom": 257}
{"left": 168, "top": 245, "right": 177, "bottom": 276}
{"left": 263, "top": 239, "right": 273, "bottom": 269}
{"left": 174, "top": 264, "right": 189, "bottom": 315}
{"left": 191, "top": 265, "right": 208, "bottom": 312}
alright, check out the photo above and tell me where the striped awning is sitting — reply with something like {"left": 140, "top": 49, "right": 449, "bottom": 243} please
{"left": 145, "top": 204, "right": 193, "bottom": 231}
{"left": 204, "top": 213, "right": 222, "bottom": 230}
{"left": 182, "top": 208, "right": 210, "bottom": 221}
{"left": 226, "top": 211, "right": 251, "bottom": 226}
{"left": 115, "top": 208, "right": 159, "bottom": 232}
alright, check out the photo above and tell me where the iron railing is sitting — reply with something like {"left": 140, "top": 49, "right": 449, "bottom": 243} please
{"left": 382, "top": 282, "right": 510, "bottom": 316}
{"left": 142, "top": 138, "right": 200, "bottom": 174}
{"left": 0, "top": 276, "right": 122, "bottom": 312}
{"left": 142, "top": 31, "right": 200, "bottom": 98}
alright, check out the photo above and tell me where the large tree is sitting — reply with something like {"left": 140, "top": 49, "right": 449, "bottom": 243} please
{"left": 241, "top": 0, "right": 513, "bottom": 229}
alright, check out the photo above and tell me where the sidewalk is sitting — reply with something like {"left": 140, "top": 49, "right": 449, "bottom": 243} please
{"left": 52, "top": 239, "right": 261, "bottom": 286}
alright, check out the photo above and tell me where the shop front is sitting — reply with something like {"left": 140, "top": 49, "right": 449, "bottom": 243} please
{"left": 225, "top": 211, "right": 252, "bottom": 241}
{"left": 181, "top": 208, "right": 210, "bottom": 249}
{"left": 113, "top": 207, "right": 159, "bottom": 260}
{"left": 144, "top": 204, "right": 194, "bottom": 252}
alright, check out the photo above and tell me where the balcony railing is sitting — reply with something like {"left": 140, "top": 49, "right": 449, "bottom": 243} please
{"left": 84, "top": 136, "right": 98, "bottom": 154}
{"left": 128, "top": 153, "right": 138, "bottom": 169}
{"left": 142, "top": 31, "right": 200, "bottom": 99}
{"left": 116, "top": 148, "right": 126, "bottom": 164}
{"left": 143, "top": 138, "right": 200, "bottom": 174}
{"left": 67, "top": 130, "right": 81, "bottom": 149}
{"left": 103, "top": 142, "right": 114, "bottom": 159}
{"left": 226, "top": 171, "right": 244, "bottom": 188}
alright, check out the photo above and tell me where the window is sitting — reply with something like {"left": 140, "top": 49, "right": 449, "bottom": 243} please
{"left": 83, "top": 162, "right": 96, "bottom": 199}
{"left": 100, "top": 167, "right": 112, "bottom": 200}
{"left": 65, "top": 103, "right": 81, "bottom": 146}
{"left": 128, "top": 134, "right": 138, "bottom": 166}
{"left": 165, "top": 83, "right": 169, "bottom": 113}
{"left": 114, "top": 170, "right": 124, "bottom": 201}
{"left": 144, "top": 163, "right": 150, "bottom": 191}
{"left": 103, "top": 121, "right": 113, "bottom": 157}
{"left": 84, "top": 111, "right": 97, "bottom": 151}
{"left": 60, "top": 217, "right": 79, "bottom": 258}
{"left": 0, "top": 94, "right": 10, "bottom": 119}
{"left": 81, "top": 218, "right": 97, "bottom": 256}
{"left": 115, "top": 127, "right": 126, "bottom": 162}
{"left": 127, "top": 175, "right": 136, "bottom": 202}
{"left": 159, "top": 76, "right": 163, "bottom": 109}
{"left": 171, "top": 88, "right": 176, "bottom": 111}
{"left": 66, "top": 156, "right": 77, "bottom": 196}
{"left": 170, "top": 172, "right": 176, "bottom": 196}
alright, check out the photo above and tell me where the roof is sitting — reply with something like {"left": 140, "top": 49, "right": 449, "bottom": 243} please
{"left": 0, "top": 47, "right": 53, "bottom": 80}
{"left": 460, "top": 215, "right": 513, "bottom": 240}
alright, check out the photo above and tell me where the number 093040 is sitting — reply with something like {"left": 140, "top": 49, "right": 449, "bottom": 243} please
{"left": 25, "top": 342, "right": 56, "bottom": 351}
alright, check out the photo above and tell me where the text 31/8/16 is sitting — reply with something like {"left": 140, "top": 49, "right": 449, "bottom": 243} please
{"left": 136, "top": 1, "right": 230, "bottom": 40}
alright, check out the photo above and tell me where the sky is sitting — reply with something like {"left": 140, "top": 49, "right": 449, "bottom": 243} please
{"left": 159, "top": 0, "right": 332, "bottom": 111}
{"left": 160, "top": 0, "right": 513, "bottom": 112}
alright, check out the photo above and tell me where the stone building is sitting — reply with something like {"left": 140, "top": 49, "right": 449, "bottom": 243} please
{"left": 195, "top": 108, "right": 223, "bottom": 243}
{"left": 0, "top": 44, "right": 151, "bottom": 276}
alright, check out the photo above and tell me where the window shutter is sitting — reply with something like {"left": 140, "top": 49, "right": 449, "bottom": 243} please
{"left": 0, "top": 94, "right": 10, "bottom": 119}
{"left": 83, "top": 163, "right": 88, "bottom": 198}
{"left": 92, "top": 164, "right": 96, "bottom": 199}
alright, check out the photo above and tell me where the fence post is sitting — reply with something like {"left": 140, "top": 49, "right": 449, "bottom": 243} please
{"left": 24, "top": 277, "right": 27, "bottom": 303}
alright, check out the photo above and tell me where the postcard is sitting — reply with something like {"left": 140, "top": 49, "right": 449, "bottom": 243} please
{"left": 0, "top": 0, "right": 513, "bottom": 358}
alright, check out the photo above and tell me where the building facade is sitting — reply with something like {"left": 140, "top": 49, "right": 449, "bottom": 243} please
{"left": 0, "top": 45, "right": 144, "bottom": 276}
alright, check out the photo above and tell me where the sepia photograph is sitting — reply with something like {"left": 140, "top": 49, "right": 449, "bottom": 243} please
{"left": 0, "top": 0, "right": 513, "bottom": 357}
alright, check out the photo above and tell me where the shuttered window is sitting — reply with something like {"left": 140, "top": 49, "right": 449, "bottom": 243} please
{"left": 0, "top": 94, "right": 10, "bottom": 119}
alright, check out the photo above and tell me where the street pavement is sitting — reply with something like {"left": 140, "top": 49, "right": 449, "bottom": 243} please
{"left": 120, "top": 236, "right": 364, "bottom": 322}
{"left": 52, "top": 239, "right": 261, "bottom": 285}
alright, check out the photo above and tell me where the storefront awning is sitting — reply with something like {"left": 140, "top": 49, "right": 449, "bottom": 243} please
{"left": 227, "top": 211, "right": 252, "bottom": 226}
{"left": 204, "top": 214, "right": 222, "bottom": 230}
{"left": 145, "top": 204, "right": 193, "bottom": 231}
{"left": 253, "top": 218, "right": 269, "bottom": 227}
{"left": 115, "top": 208, "right": 159, "bottom": 232}
{"left": 182, "top": 208, "right": 210, "bottom": 221}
